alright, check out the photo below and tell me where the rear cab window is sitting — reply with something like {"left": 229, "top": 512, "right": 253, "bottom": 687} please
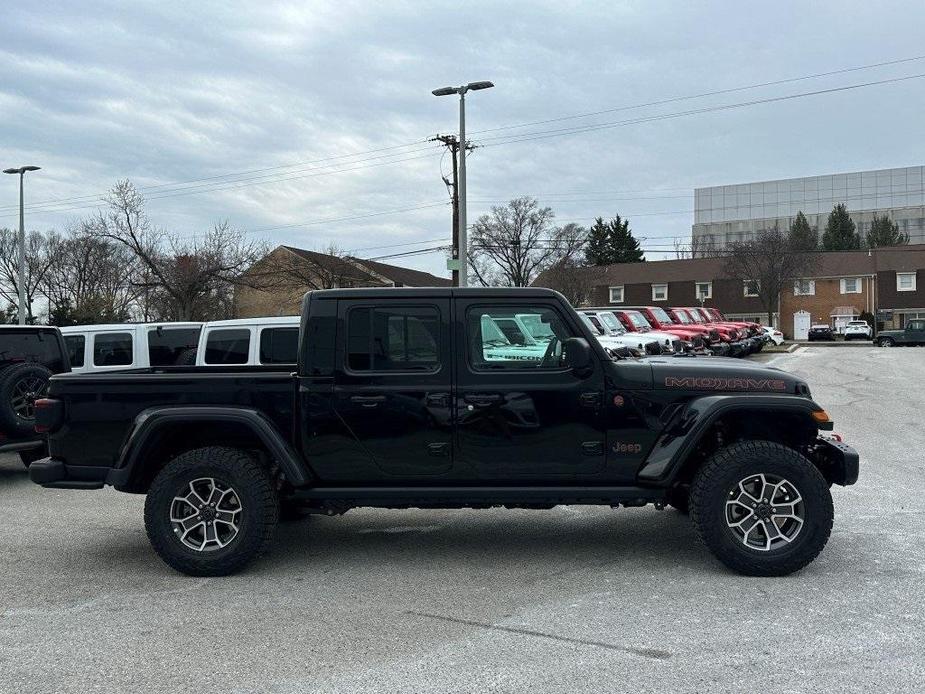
{"left": 64, "top": 335, "right": 86, "bottom": 368}
{"left": 0, "top": 329, "right": 67, "bottom": 371}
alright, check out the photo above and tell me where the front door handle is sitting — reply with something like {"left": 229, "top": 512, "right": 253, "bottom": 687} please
{"left": 464, "top": 393, "right": 502, "bottom": 407}
{"left": 350, "top": 395, "right": 386, "bottom": 407}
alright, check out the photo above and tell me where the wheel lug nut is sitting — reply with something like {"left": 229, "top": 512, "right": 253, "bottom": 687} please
{"left": 752, "top": 503, "right": 757, "bottom": 508}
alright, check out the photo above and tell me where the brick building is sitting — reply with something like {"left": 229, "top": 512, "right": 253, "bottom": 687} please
{"left": 535, "top": 245, "right": 925, "bottom": 338}
{"left": 236, "top": 245, "right": 451, "bottom": 318}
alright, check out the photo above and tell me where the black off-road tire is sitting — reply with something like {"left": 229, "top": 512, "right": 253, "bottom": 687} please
{"left": 0, "top": 363, "right": 52, "bottom": 437}
{"left": 19, "top": 444, "right": 47, "bottom": 467}
{"left": 144, "top": 446, "right": 279, "bottom": 576}
{"left": 690, "top": 440, "right": 833, "bottom": 577}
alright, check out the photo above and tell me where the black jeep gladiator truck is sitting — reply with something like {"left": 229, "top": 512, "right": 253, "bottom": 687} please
{"left": 30, "top": 288, "right": 859, "bottom": 577}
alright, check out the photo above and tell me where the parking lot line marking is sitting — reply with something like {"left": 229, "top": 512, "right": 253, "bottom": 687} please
{"left": 407, "top": 610, "right": 672, "bottom": 660}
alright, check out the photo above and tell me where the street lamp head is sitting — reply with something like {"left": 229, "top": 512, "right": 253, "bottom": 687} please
{"left": 3, "top": 166, "right": 41, "bottom": 174}
{"left": 466, "top": 81, "right": 494, "bottom": 91}
{"left": 22, "top": 166, "right": 40, "bottom": 172}
{"left": 2, "top": 168, "right": 19, "bottom": 175}
{"left": 432, "top": 86, "right": 458, "bottom": 97}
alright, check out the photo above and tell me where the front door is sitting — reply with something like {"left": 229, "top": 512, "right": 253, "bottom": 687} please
{"left": 455, "top": 300, "right": 606, "bottom": 479}
{"left": 906, "top": 319, "right": 925, "bottom": 344}
{"left": 331, "top": 299, "right": 453, "bottom": 478}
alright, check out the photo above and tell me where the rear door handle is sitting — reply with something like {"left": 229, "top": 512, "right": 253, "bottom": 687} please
{"left": 350, "top": 395, "right": 386, "bottom": 407}
{"left": 465, "top": 393, "right": 502, "bottom": 407}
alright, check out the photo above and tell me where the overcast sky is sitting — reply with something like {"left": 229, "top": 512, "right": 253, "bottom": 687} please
{"left": 2, "top": 0, "right": 924, "bottom": 276}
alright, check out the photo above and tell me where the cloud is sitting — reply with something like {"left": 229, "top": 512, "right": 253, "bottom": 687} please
{"left": 2, "top": 0, "right": 924, "bottom": 273}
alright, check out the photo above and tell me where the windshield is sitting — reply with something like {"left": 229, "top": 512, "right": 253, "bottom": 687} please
{"left": 650, "top": 307, "right": 672, "bottom": 324}
{"left": 627, "top": 311, "right": 651, "bottom": 330}
{"left": 596, "top": 312, "right": 625, "bottom": 334}
{"left": 673, "top": 310, "right": 691, "bottom": 324}
{"left": 580, "top": 313, "right": 603, "bottom": 335}
{"left": 480, "top": 315, "right": 511, "bottom": 345}
{"left": 516, "top": 313, "right": 556, "bottom": 341}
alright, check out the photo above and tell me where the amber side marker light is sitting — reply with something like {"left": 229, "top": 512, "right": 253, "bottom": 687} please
{"left": 811, "top": 409, "right": 831, "bottom": 423}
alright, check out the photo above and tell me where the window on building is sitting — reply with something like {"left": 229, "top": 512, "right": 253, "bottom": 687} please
{"left": 897, "top": 272, "right": 917, "bottom": 292}
{"left": 695, "top": 282, "right": 712, "bottom": 300}
{"left": 743, "top": 280, "right": 760, "bottom": 297}
{"left": 204, "top": 329, "right": 250, "bottom": 365}
{"left": 64, "top": 335, "right": 85, "bottom": 368}
{"left": 651, "top": 284, "right": 668, "bottom": 301}
{"left": 93, "top": 332, "right": 133, "bottom": 367}
{"left": 840, "top": 277, "right": 861, "bottom": 294}
{"left": 793, "top": 279, "right": 815, "bottom": 296}
{"left": 147, "top": 327, "right": 201, "bottom": 366}
{"left": 259, "top": 327, "right": 299, "bottom": 364}
{"left": 608, "top": 286, "right": 624, "bottom": 303}
{"left": 347, "top": 306, "right": 440, "bottom": 372}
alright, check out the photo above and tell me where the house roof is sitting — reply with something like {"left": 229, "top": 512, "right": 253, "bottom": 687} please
{"left": 278, "top": 245, "right": 451, "bottom": 287}
{"left": 534, "top": 244, "right": 925, "bottom": 287}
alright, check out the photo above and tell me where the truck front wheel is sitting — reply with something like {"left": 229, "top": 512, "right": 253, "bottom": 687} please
{"left": 144, "top": 447, "right": 279, "bottom": 576}
{"left": 689, "top": 441, "right": 833, "bottom": 576}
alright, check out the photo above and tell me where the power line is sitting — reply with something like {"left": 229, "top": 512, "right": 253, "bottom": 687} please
{"left": 478, "top": 72, "right": 925, "bottom": 146}
{"left": 470, "top": 54, "right": 925, "bottom": 135}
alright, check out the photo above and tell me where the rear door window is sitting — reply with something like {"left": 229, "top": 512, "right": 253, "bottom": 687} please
{"left": 64, "top": 335, "right": 86, "bottom": 368}
{"left": 93, "top": 332, "right": 134, "bottom": 367}
{"left": 259, "top": 327, "right": 299, "bottom": 364}
{"left": 346, "top": 306, "right": 440, "bottom": 372}
{"left": 204, "top": 329, "right": 251, "bottom": 365}
{"left": 147, "top": 327, "right": 201, "bottom": 366}
{"left": 0, "top": 329, "right": 66, "bottom": 371}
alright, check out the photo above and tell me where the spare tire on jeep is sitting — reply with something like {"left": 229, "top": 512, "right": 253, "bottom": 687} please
{"left": 0, "top": 363, "right": 52, "bottom": 437}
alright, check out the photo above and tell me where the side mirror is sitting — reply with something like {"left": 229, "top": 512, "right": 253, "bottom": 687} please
{"left": 562, "top": 337, "right": 593, "bottom": 375}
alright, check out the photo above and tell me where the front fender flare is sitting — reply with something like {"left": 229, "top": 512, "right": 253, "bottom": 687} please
{"left": 111, "top": 406, "right": 311, "bottom": 489}
{"left": 637, "top": 395, "right": 826, "bottom": 484}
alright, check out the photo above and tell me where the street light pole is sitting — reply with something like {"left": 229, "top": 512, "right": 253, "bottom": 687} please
{"left": 3, "top": 165, "right": 41, "bottom": 324}
{"left": 432, "top": 81, "right": 493, "bottom": 287}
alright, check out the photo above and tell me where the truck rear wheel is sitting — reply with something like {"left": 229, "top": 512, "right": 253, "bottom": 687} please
{"left": 0, "top": 363, "right": 52, "bottom": 437}
{"left": 689, "top": 440, "right": 833, "bottom": 576}
{"left": 144, "top": 446, "right": 279, "bottom": 576}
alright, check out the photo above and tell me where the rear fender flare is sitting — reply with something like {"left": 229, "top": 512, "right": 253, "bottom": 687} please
{"left": 116, "top": 406, "right": 311, "bottom": 488}
{"left": 637, "top": 395, "right": 826, "bottom": 484}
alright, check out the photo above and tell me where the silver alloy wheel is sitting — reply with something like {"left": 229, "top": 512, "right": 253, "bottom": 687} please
{"left": 11, "top": 376, "right": 47, "bottom": 419}
{"left": 170, "top": 477, "right": 243, "bottom": 552}
{"left": 725, "top": 473, "right": 804, "bottom": 551}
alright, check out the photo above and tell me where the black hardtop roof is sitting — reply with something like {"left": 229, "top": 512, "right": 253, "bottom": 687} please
{"left": 308, "top": 286, "right": 565, "bottom": 301}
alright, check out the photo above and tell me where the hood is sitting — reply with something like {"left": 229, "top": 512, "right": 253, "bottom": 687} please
{"left": 648, "top": 355, "right": 804, "bottom": 394}
{"left": 604, "top": 354, "right": 805, "bottom": 393}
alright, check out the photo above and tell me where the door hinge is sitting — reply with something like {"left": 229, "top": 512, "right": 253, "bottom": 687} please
{"left": 579, "top": 391, "right": 602, "bottom": 408}
{"left": 581, "top": 441, "right": 604, "bottom": 456}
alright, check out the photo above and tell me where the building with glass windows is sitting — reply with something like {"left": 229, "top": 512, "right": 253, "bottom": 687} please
{"left": 692, "top": 165, "right": 925, "bottom": 248}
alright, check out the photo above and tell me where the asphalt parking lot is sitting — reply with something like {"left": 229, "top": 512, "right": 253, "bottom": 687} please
{"left": 1, "top": 346, "right": 923, "bottom": 694}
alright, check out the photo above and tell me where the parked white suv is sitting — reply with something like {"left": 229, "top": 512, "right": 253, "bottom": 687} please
{"left": 844, "top": 320, "right": 873, "bottom": 341}
{"left": 60, "top": 323, "right": 202, "bottom": 373}
{"left": 193, "top": 316, "right": 300, "bottom": 366}
{"left": 762, "top": 326, "right": 786, "bottom": 345}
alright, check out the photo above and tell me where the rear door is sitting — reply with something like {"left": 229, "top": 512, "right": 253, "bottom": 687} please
{"left": 906, "top": 319, "right": 925, "bottom": 344}
{"left": 455, "top": 299, "right": 606, "bottom": 479}
{"left": 330, "top": 298, "right": 453, "bottom": 478}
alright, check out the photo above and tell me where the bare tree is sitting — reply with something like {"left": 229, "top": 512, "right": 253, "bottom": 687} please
{"left": 84, "top": 180, "right": 267, "bottom": 321}
{"left": 674, "top": 233, "right": 719, "bottom": 259}
{"left": 538, "top": 259, "right": 602, "bottom": 306}
{"left": 725, "top": 226, "right": 818, "bottom": 326}
{"left": 42, "top": 230, "right": 140, "bottom": 324}
{"left": 267, "top": 243, "right": 367, "bottom": 291}
{"left": 0, "top": 228, "right": 57, "bottom": 322}
{"left": 468, "top": 197, "right": 586, "bottom": 287}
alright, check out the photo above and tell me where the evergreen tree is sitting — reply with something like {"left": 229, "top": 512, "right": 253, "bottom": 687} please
{"left": 583, "top": 215, "right": 644, "bottom": 265}
{"left": 866, "top": 214, "right": 909, "bottom": 248}
{"left": 788, "top": 211, "right": 817, "bottom": 251}
{"left": 822, "top": 204, "right": 860, "bottom": 251}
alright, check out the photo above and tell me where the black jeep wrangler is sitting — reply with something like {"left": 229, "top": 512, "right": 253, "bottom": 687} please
{"left": 0, "top": 325, "right": 69, "bottom": 465}
{"left": 30, "top": 288, "right": 858, "bottom": 577}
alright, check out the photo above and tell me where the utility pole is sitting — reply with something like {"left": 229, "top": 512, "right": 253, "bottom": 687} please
{"left": 431, "top": 134, "right": 464, "bottom": 286}
{"left": 3, "top": 165, "right": 41, "bottom": 324}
